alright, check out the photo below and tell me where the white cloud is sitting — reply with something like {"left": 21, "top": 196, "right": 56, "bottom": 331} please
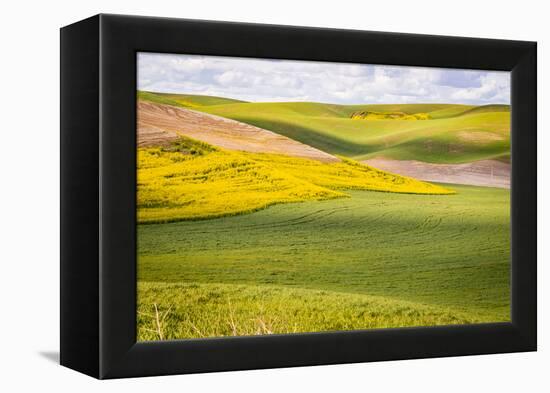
{"left": 137, "top": 52, "right": 510, "bottom": 105}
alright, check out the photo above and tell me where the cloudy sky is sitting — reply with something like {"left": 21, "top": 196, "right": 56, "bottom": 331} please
{"left": 138, "top": 52, "right": 510, "bottom": 105}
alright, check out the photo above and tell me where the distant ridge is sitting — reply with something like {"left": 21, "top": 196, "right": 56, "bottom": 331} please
{"left": 139, "top": 91, "right": 247, "bottom": 108}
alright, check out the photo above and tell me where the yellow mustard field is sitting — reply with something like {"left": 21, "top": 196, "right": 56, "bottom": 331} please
{"left": 137, "top": 137, "right": 454, "bottom": 223}
{"left": 351, "top": 111, "right": 431, "bottom": 120}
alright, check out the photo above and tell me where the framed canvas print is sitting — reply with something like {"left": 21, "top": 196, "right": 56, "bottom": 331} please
{"left": 60, "top": 14, "right": 537, "bottom": 379}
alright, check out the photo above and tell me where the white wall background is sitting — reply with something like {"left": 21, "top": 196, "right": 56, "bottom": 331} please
{"left": 0, "top": 0, "right": 546, "bottom": 390}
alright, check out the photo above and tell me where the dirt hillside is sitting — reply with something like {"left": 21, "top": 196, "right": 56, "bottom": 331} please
{"left": 362, "top": 158, "right": 510, "bottom": 189}
{"left": 137, "top": 101, "right": 339, "bottom": 162}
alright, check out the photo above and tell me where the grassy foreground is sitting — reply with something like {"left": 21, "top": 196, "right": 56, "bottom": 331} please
{"left": 138, "top": 185, "right": 510, "bottom": 340}
{"left": 138, "top": 282, "right": 483, "bottom": 340}
{"left": 138, "top": 137, "right": 452, "bottom": 223}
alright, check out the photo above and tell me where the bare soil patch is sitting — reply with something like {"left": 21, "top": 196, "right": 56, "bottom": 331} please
{"left": 362, "top": 158, "right": 510, "bottom": 189}
{"left": 458, "top": 131, "right": 505, "bottom": 143}
{"left": 137, "top": 101, "right": 339, "bottom": 162}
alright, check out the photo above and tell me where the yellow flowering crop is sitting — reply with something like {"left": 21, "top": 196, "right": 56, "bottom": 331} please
{"left": 137, "top": 137, "right": 453, "bottom": 223}
{"left": 351, "top": 111, "right": 431, "bottom": 120}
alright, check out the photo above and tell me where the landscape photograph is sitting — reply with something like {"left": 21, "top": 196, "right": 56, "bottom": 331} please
{"left": 136, "top": 53, "right": 511, "bottom": 341}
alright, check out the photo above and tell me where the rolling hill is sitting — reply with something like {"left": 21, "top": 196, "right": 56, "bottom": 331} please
{"left": 139, "top": 92, "right": 509, "bottom": 164}
{"left": 199, "top": 102, "right": 510, "bottom": 163}
{"left": 138, "top": 100, "right": 338, "bottom": 162}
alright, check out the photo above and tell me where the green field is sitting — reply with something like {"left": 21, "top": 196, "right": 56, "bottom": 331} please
{"left": 139, "top": 92, "right": 510, "bottom": 164}
{"left": 138, "top": 185, "right": 510, "bottom": 340}
{"left": 199, "top": 102, "right": 510, "bottom": 163}
{"left": 136, "top": 91, "right": 510, "bottom": 341}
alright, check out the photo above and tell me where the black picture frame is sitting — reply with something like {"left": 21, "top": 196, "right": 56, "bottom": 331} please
{"left": 60, "top": 14, "right": 537, "bottom": 379}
